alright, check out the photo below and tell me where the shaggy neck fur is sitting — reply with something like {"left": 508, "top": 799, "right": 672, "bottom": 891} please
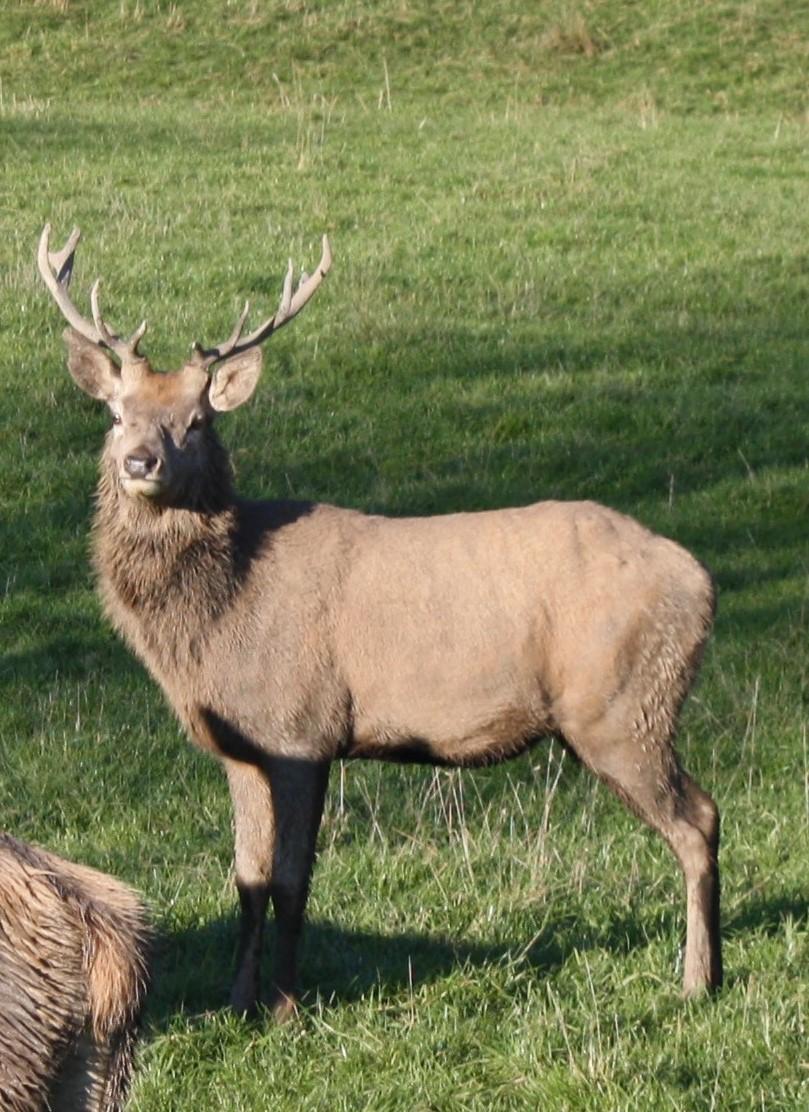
{"left": 92, "top": 428, "right": 241, "bottom": 670}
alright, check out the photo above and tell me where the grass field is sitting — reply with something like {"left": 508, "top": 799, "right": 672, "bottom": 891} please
{"left": 1, "top": 1, "right": 808, "bottom": 1108}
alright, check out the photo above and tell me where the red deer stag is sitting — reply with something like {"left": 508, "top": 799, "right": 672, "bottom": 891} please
{"left": 0, "top": 834, "right": 150, "bottom": 1111}
{"left": 37, "top": 223, "right": 721, "bottom": 1021}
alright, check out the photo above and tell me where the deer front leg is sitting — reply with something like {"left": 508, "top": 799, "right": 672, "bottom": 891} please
{"left": 264, "top": 755, "right": 331, "bottom": 1022}
{"left": 225, "top": 759, "right": 275, "bottom": 1018}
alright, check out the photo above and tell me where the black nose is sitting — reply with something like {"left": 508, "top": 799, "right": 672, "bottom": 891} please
{"left": 124, "top": 452, "right": 159, "bottom": 479}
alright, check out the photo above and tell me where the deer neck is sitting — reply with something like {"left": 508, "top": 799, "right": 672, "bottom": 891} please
{"left": 92, "top": 438, "right": 240, "bottom": 670}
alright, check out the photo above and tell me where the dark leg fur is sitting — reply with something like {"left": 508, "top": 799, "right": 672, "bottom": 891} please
{"left": 265, "top": 757, "right": 330, "bottom": 1021}
{"left": 225, "top": 756, "right": 329, "bottom": 1020}
{"left": 225, "top": 761, "right": 275, "bottom": 1017}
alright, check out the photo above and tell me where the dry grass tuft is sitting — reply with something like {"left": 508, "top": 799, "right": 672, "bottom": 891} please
{"left": 541, "top": 11, "right": 603, "bottom": 58}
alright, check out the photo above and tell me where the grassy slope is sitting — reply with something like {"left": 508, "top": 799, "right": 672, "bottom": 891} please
{"left": 1, "top": 2, "right": 808, "bottom": 1109}
{"left": 3, "top": 0, "right": 809, "bottom": 114}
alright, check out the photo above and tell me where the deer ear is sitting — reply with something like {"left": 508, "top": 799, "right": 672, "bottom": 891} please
{"left": 63, "top": 328, "right": 119, "bottom": 401}
{"left": 208, "top": 348, "right": 263, "bottom": 412}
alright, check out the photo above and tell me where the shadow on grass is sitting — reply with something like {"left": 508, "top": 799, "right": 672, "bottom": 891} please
{"left": 725, "top": 892, "right": 809, "bottom": 938}
{"left": 144, "top": 889, "right": 809, "bottom": 1029}
{"left": 145, "top": 905, "right": 657, "bottom": 1030}
{"left": 0, "top": 633, "right": 138, "bottom": 688}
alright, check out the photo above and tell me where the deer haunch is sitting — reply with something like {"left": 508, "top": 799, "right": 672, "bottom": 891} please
{"left": 0, "top": 834, "right": 151, "bottom": 1111}
{"left": 37, "top": 223, "right": 721, "bottom": 1021}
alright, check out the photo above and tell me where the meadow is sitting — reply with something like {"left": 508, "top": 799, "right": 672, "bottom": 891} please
{"left": 1, "top": 2, "right": 808, "bottom": 1108}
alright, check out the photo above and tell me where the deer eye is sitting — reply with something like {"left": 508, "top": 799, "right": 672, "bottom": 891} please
{"left": 188, "top": 413, "right": 205, "bottom": 431}
{"left": 111, "top": 412, "right": 122, "bottom": 426}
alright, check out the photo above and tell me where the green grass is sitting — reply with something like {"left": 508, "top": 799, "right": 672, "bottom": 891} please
{"left": 1, "top": 1, "right": 808, "bottom": 1108}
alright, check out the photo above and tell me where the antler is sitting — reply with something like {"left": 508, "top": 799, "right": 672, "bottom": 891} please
{"left": 190, "top": 235, "right": 332, "bottom": 370}
{"left": 37, "top": 224, "right": 147, "bottom": 363}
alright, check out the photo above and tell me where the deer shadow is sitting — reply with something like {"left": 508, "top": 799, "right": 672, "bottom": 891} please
{"left": 142, "top": 886, "right": 809, "bottom": 1030}
{"left": 144, "top": 902, "right": 663, "bottom": 1030}
{"left": 725, "top": 892, "right": 809, "bottom": 938}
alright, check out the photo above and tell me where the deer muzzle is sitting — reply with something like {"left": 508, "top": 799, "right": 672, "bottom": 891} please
{"left": 121, "top": 449, "right": 165, "bottom": 498}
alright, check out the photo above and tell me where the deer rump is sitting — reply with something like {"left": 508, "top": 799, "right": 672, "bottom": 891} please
{"left": 333, "top": 501, "right": 709, "bottom": 766}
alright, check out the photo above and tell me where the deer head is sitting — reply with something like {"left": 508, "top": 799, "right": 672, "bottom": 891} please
{"left": 38, "top": 224, "right": 331, "bottom": 504}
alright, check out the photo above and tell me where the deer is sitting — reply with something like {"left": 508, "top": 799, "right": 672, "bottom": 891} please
{"left": 0, "top": 833, "right": 150, "bottom": 1112}
{"left": 37, "top": 222, "right": 722, "bottom": 1022}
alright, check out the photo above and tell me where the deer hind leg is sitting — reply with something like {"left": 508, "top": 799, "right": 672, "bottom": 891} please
{"left": 667, "top": 769, "right": 721, "bottom": 994}
{"left": 567, "top": 708, "right": 721, "bottom": 996}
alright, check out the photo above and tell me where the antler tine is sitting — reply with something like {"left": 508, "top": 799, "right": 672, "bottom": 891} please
{"left": 275, "top": 259, "right": 295, "bottom": 327}
{"left": 90, "top": 279, "right": 148, "bottom": 363}
{"left": 89, "top": 281, "right": 147, "bottom": 361}
{"left": 194, "top": 235, "right": 332, "bottom": 369}
{"left": 128, "top": 319, "right": 149, "bottom": 350}
{"left": 90, "top": 280, "right": 116, "bottom": 349}
{"left": 190, "top": 300, "right": 250, "bottom": 367}
{"left": 37, "top": 223, "right": 147, "bottom": 362}
{"left": 283, "top": 234, "right": 331, "bottom": 319}
{"left": 50, "top": 226, "right": 81, "bottom": 286}
{"left": 38, "top": 224, "right": 104, "bottom": 346}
